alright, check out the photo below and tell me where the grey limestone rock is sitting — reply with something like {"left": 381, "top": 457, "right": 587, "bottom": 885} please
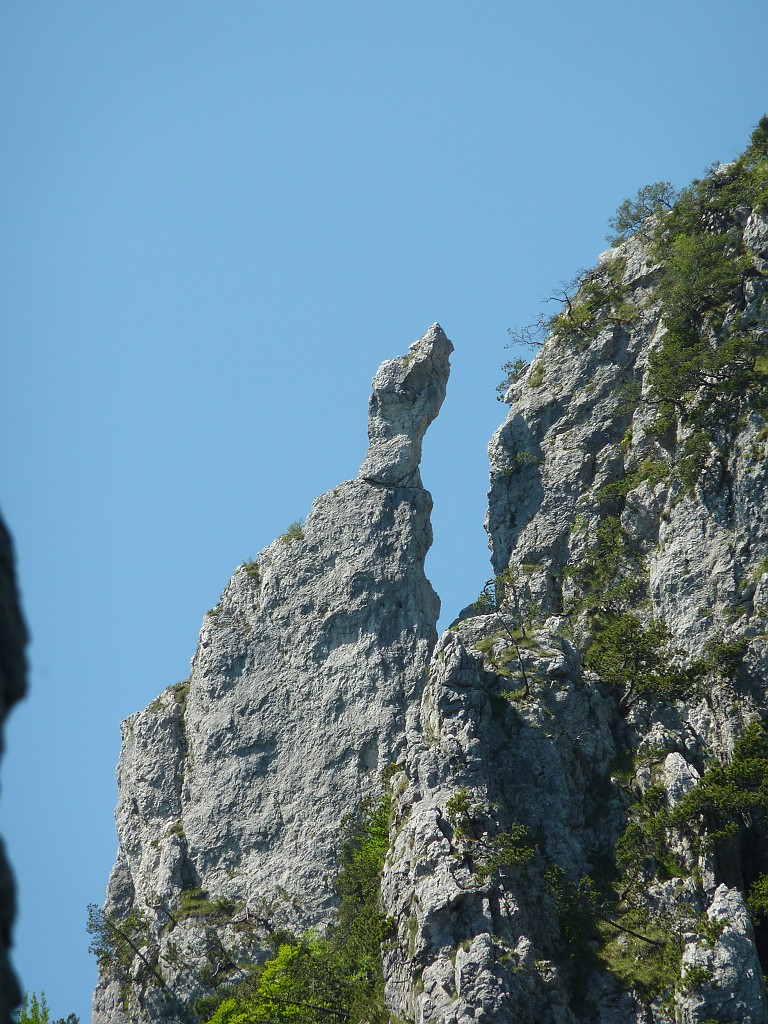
{"left": 678, "top": 885, "right": 768, "bottom": 1024}
{"left": 95, "top": 150, "right": 768, "bottom": 1024}
{"left": 360, "top": 324, "right": 453, "bottom": 487}
{"left": 0, "top": 515, "right": 26, "bottom": 1024}
{"left": 384, "top": 177, "right": 768, "bottom": 1023}
{"left": 381, "top": 623, "right": 617, "bottom": 1024}
{"left": 93, "top": 326, "right": 452, "bottom": 1023}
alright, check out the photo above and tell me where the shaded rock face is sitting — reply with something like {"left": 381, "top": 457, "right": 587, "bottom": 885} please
{"left": 0, "top": 517, "right": 27, "bottom": 1024}
{"left": 382, "top": 622, "right": 619, "bottom": 1024}
{"left": 93, "top": 326, "right": 453, "bottom": 1023}
{"left": 382, "top": 202, "right": 768, "bottom": 1023}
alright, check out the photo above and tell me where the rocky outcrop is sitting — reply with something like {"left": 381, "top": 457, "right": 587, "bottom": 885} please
{"left": 382, "top": 161, "right": 768, "bottom": 1023}
{"left": 93, "top": 326, "right": 453, "bottom": 1023}
{"left": 360, "top": 325, "right": 452, "bottom": 487}
{"left": 0, "top": 516, "right": 27, "bottom": 1023}
{"left": 95, "top": 127, "right": 768, "bottom": 1024}
{"left": 382, "top": 621, "right": 619, "bottom": 1024}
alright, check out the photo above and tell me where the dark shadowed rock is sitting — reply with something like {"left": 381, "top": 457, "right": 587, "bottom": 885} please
{"left": 0, "top": 515, "right": 27, "bottom": 1023}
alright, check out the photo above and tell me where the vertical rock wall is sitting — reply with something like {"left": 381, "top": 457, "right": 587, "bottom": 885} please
{"left": 93, "top": 135, "right": 768, "bottom": 1024}
{"left": 93, "top": 326, "right": 453, "bottom": 1023}
{"left": 382, "top": 199, "right": 768, "bottom": 1023}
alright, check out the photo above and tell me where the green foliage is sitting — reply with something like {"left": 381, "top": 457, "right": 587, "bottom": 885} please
{"left": 445, "top": 787, "right": 534, "bottom": 883}
{"left": 471, "top": 567, "right": 540, "bottom": 695}
{"left": 565, "top": 516, "right": 645, "bottom": 616}
{"left": 550, "top": 259, "right": 638, "bottom": 348}
{"left": 611, "top": 721, "right": 768, "bottom": 874}
{"left": 500, "top": 451, "right": 542, "bottom": 476}
{"left": 572, "top": 524, "right": 747, "bottom": 710}
{"left": 15, "top": 995, "right": 79, "bottom": 1024}
{"left": 566, "top": 513, "right": 707, "bottom": 706}
{"left": 648, "top": 231, "right": 760, "bottom": 433}
{"left": 504, "top": 255, "right": 637, "bottom": 370}
{"left": 471, "top": 589, "right": 494, "bottom": 612}
{"left": 176, "top": 887, "right": 238, "bottom": 922}
{"left": 332, "top": 794, "right": 394, "bottom": 1021}
{"left": 201, "top": 790, "right": 394, "bottom": 1024}
{"left": 597, "top": 457, "right": 669, "bottom": 505}
{"left": 747, "top": 115, "right": 768, "bottom": 163}
{"left": 280, "top": 521, "right": 304, "bottom": 546}
{"left": 677, "top": 430, "right": 713, "bottom": 493}
{"left": 527, "top": 360, "right": 545, "bottom": 387}
{"left": 583, "top": 613, "right": 700, "bottom": 708}
{"left": 563, "top": 720, "right": 768, "bottom": 1006}
{"left": 203, "top": 937, "right": 348, "bottom": 1023}
{"left": 640, "top": 122, "right": 768, "bottom": 490}
{"left": 597, "top": 912, "right": 691, "bottom": 1006}
{"left": 668, "top": 719, "right": 768, "bottom": 847}
{"left": 607, "top": 181, "right": 678, "bottom": 244}
{"left": 87, "top": 903, "right": 172, "bottom": 1011}
{"left": 546, "top": 745, "right": 745, "bottom": 1007}
{"left": 616, "top": 379, "right": 642, "bottom": 419}
{"left": 748, "top": 873, "right": 768, "bottom": 921}
{"left": 495, "top": 356, "right": 528, "bottom": 400}
{"left": 544, "top": 868, "right": 599, "bottom": 947}
{"left": 243, "top": 560, "right": 261, "bottom": 583}
{"left": 15, "top": 993, "right": 50, "bottom": 1024}
{"left": 704, "top": 635, "right": 748, "bottom": 677}
{"left": 546, "top": 860, "right": 693, "bottom": 1006}
{"left": 506, "top": 119, "right": 768, "bottom": 420}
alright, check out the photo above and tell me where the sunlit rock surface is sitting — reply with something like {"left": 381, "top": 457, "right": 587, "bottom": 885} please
{"left": 93, "top": 326, "right": 452, "bottom": 1024}
{"left": 95, "top": 165, "right": 768, "bottom": 1024}
{"left": 382, "top": 207, "right": 768, "bottom": 1022}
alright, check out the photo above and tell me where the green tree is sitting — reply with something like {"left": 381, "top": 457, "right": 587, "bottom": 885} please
{"left": 495, "top": 356, "right": 529, "bottom": 400}
{"left": 198, "top": 790, "right": 394, "bottom": 1024}
{"left": 204, "top": 938, "right": 349, "bottom": 1023}
{"left": 607, "top": 181, "right": 678, "bottom": 244}
{"left": 583, "top": 613, "right": 700, "bottom": 709}
{"left": 745, "top": 114, "right": 768, "bottom": 164}
{"left": 15, "top": 993, "right": 50, "bottom": 1024}
{"left": 445, "top": 788, "right": 534, "bottom": 883}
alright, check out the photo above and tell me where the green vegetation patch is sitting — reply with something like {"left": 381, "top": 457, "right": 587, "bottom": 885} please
{"left": 279, "top": 520, "right": 304, "bottom": 546}
{"left": 445, "top": 787, "right": 534, "bottom": 883}
{"left": 551, "top": 718, "right": 768, "bottom": 1007}
{"left": 583, "top": 613, "right": 702, "bottom": 710}
{"left": 597, "top": 458, "right": 669, "bottom": 506}
{"left": 198, "top": 788, "right": 395, "bottom": 1024}
{"left": 242, "top": 559, "right": 261, "bottom": 584}
{"left": 640, "top": 117, "right": 768, "bottom": 490}
{"left": 176, "top": 887, "right": 239, "bottom": 923}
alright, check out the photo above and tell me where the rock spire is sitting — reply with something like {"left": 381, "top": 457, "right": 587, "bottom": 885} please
{"left": 93, "top": 325, "right": 452, "bottom": 1024}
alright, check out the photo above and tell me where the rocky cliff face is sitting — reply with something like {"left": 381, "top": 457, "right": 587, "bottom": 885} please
{"left": 96, "top": 125, "right": 768, "bottom": 1024}
{"left": 93, "top": 325, "right": 453, "bottom": 1023}
{"left": 381, "top": 144, "right": 768, "bottom": 1024}
{"left": 0, "top": 517, "right": 27, "bottom": 1023}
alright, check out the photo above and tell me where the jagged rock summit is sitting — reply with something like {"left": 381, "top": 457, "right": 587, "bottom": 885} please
{"left": 360, "top": 323, "right": 453, "bottom": 486}
{"left": 94, "top": 118, "right": 768, "bottom": 1024}
{"left": 381, "top": 132, "right": 768, "bottom": 1024}
{"left": 93, "top": 325, "right": 452, "bottom": 1024}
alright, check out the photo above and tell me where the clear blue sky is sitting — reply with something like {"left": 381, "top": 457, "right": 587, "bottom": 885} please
{"left": 1, "top": 2, "right": 766, "bottom": 1019}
